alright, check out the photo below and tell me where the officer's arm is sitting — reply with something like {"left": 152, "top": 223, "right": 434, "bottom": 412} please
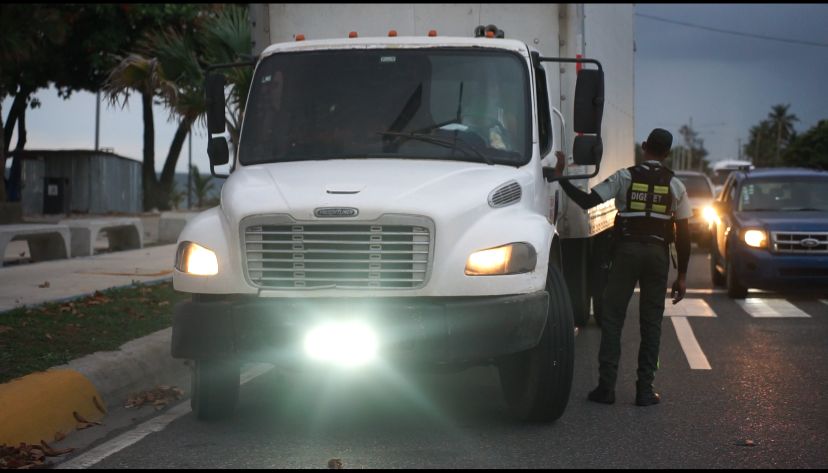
{"left": 675, "top": 219, "right": 691, "bottom": 275}
{"left": 559, "top": 180, "right": 605, "bottom": 209}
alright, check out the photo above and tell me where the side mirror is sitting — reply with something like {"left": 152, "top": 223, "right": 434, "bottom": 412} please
{"left": 206, "top": 73, "right": 226, "bottom": 135}
{"left": 573, "top": 69, "right": 604, "bottom": 134}
{"left": 573, "top": 135, "right": 603, "bottom": 166}
{"left": 207, "top": 136, "right": 229, "bottom": 167}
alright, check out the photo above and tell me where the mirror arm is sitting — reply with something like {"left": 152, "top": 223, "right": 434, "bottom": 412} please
{"left": 210, "top": 162, "right": 229, "bottom": 179}
{"left": 542, "top": 161, "right": 601, "bottom": 183}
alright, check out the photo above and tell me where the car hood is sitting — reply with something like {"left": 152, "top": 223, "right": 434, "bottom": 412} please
{"left": 218, "top": 159, "right": 533, "bottom": 225}
{"left": 735, "top": 210, "right": 828, "bottom": 232}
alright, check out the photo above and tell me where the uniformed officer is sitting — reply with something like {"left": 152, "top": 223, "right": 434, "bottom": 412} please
{"left": 553, "top": 128, "right": 691, "bottom": 406}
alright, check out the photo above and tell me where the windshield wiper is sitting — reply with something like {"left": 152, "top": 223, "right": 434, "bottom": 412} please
{"left": 377, "top": 131, "right": 494, "bottom": 165}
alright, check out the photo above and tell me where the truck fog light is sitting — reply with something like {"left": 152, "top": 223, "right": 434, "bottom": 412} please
{"left": 743, "top": 229, "right": 767, "bottom": 248}
{"left": 175, "top": 241, "right": 219, "bottom": 276}
{"left": 465, "top": 243, "right": 536, "bottom": 276}
{"left": 304, "top": 322, "right": 378, "bottom": 367}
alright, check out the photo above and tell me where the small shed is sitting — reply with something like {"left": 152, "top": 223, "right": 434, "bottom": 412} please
{"left": 15, "top": 149, "right": 142, "bottom": 215}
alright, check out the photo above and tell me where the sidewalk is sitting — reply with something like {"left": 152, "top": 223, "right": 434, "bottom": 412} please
{"left": 0, "top": 244, "right": 177, "bottom": 313}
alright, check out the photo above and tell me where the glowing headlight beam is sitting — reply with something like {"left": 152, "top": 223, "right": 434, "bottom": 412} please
{"left": 304, "top": 322, "right": 378, "bottom": 367}
{"left": 465, "top": 245, "right": 512, "bottom": 275}
{"left": 743, "top": 229, "right": 767, "bottom": 248}
{"left": 702, "top": 205, "right": 718, "bottom": 224}
{"left": 176, "top": 242, "right": 219, "bottom": 276}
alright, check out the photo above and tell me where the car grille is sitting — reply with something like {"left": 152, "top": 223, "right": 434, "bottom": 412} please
{"left": 771, "top": 231, "right": 828, "bottom": 254}
{"left": 242, "top": 215, "right": 433, "bottom": 289}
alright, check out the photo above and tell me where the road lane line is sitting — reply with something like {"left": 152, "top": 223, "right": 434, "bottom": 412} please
{"left": 820, "top": 299, "right": 828, "bottom": 307}
{"left": 671, "top": 317, "right": 712, "bottom": 370}
{"left": 737, "top": 298, "right": 811, "bottom": 318}
{"left": 663, "top": 298, "right": 716, "bottom": 317}
{"left": 635, "top": 288, "right": 726, "bottom": 294}
{"left": 57, "top": 363, "right": 274, "bottom": 469}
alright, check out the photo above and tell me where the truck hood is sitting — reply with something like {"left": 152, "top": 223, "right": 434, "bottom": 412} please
{"left": 735, "top": 211, "right": 828, "bottom": 232}
{"left": 219, "top": 159, "right": 533, "bottom": 225}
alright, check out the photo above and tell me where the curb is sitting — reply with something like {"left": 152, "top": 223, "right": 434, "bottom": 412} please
{"left": 0, "top": 327, "right": 191, "bottom": 447}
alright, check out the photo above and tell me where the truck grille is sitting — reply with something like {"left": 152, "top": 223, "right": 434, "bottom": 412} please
{"left": 242, "top": 216, "right": 432, "bottom": 289}
{"left": 771, "top": 231, "right": 828, "bottom": 254}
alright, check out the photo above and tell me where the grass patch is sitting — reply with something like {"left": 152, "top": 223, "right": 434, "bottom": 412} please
{"left": 0, "top": 281, "right": 189, "bottom": 384}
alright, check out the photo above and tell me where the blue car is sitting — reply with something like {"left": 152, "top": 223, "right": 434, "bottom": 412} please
{"left": 709, "top": 167, "right": 828, "bottom": 298}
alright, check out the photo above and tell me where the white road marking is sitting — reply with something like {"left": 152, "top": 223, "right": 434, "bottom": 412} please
{"left": 635, "top": 288, "right": 726, "bottom": 295}
{"left": 820, "top": 299, "right": 828, "bottom": 307}
{"left": 663, "top": 298, "right": 716, "bottom": 317}
{"left": 671, "top": 317, "right": 712, "bottom": 370}
{"left": 737, "top": 298, "right": 811, "bottom": 318}
{"left": 57, "top": 363, "right": 275, "bottom": 469}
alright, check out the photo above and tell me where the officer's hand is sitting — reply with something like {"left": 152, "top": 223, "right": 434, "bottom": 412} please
{"left": 554, "top": 151, "right": 566, "bottom": 176}
{"left": 671, "top": 276, "right": 686, "bottom": 304}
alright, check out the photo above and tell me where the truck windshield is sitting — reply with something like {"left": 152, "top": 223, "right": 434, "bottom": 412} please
{"left": 738, "top": 178, "right": 828, "bottom": 212}
{"left": 238, "top": 48, "right": 530, "bottom": 166}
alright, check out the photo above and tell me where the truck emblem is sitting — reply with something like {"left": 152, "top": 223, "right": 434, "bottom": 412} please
{"left": 800, "top": 238, "right": 820, "bottom": 248}
{"left": 314, "top": 207, "right": 359, "bottom": 218}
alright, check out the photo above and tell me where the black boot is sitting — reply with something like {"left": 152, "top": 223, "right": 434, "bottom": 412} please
{"left": 588, "top": 385, "right": 616, "bottom": 404}
{"left": 635, "top": 383, "right": 661, "bottom": 406}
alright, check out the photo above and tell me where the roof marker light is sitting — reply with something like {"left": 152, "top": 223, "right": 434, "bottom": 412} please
{"left": 388, "top": 30, "right": 397, "bottom": 37}
{"left": 295, "top": 34, "right": 305, "bottom": 41}
{"left": 349, "top": 31, "right": 358, "bottom": 38}
{"left": 485, "top": 30, "right": 495, "bottom": 38}
{"left": 428, "top": 30, "right": 437, "bottom": 37}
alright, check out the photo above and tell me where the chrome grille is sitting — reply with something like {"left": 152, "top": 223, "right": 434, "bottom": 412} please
{"left": 243, "top": 216, "right": 432, "bottom": 289}
{"left": 771, "top": 231, "right": 828, "bottom": 254}
{"left": 489, "top": 181, "right": 522, "bottom": 208}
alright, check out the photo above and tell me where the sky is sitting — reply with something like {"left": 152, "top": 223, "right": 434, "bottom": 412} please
{"left": 4, "top": 3, "right": 828, "bottom": 172}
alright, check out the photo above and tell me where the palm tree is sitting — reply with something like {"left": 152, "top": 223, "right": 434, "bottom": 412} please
{"left": 103, "top": 54, "right": 177, "bottom": 210}
{"left": 767, "top": 104, "right": 798, "bottom": 166}
{"left": 190, "top": 165, "right": 214, "bottom": 209}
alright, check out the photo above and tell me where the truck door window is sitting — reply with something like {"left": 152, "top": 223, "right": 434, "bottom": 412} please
{"left": 238, "top": 48, "right": 531, "bottom": 166}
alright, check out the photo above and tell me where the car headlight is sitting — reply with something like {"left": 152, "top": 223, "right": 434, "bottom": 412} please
{"left": 702, "top": 205, "right": 718, "bottom": 224}
{"left": 742, "top": 229, "right": 767, "bottom": 248}
{"left": 175, "top": 241, "right": 219, "bottom": 276}
{"left": 465, "top": 243, "right": 537, "bottom": 276}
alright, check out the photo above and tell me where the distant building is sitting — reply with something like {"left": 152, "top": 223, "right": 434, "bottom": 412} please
{"left": 14, "top": 149, "right": 142, "bottom": 215}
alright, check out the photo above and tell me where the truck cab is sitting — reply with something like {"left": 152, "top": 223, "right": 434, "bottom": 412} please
{"left": 171, "top": 28, "right": 607, "bottom": 423}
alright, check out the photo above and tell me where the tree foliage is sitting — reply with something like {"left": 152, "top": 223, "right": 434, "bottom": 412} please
{"left": 783, "top": 120, "right": 828, "bottom": 170}
{"left": 744, "top": 104, "right": 799, "bottom": 167}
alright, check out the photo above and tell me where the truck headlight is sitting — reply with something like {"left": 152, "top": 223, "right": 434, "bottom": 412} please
{"left": 465, "top": 243, "right": 536, "bottom": 276}
{"left": 742, "top": 229, "right": 767, "bottom": 248}
{"left": 175, "top": 241, "right": 219, "bottom": 276}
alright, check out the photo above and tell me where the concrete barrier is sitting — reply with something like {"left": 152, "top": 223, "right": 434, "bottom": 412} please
{"left": 59, "top": 218, "right": 144, "bottom": 257}
{"left": 0, "top": 224, "right": 71, "bottom": 265}
{"left": 158, "top": 212, "right": 199, "bottom": 244}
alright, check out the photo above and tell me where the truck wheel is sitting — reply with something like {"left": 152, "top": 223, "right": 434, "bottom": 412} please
{"left": 561, "top": 239, "right": 590, "bottom": 327}
{"left": 191, "top": 360, "right": 240, "bottom": 421}
{"left": 725, "top": 257, "right": 748, "bottom": 299}
{"left": 497, "top": 265, "right": 574, "bottom": 422}
{"left": 710, "top": 251, "right": 725, "bottom": 287}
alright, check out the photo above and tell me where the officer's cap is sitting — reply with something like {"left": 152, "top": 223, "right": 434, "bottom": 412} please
{"left": 645, "top": 128, "right": 673, "bottom": 157}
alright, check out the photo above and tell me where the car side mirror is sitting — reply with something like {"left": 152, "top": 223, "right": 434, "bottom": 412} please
{"left": 208, "top": 136, "right": 229, "bottom": 167}
{"left": 206, "top": 73, "right": 226, "bottom": 135}
{"left": 572, "top": 135, "right": 603, "bottom": 166}
{"left": 573, "top": 69, "right": 604, "bottom": 134}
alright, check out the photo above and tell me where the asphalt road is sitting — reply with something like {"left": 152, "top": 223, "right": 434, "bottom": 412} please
{"left": 61, "top": 247, "right": 828, "bottom": 468}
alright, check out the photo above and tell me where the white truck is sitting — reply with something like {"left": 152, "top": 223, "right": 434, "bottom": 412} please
{"left": 171, "top": 4, "right": 634, "bottom": 422}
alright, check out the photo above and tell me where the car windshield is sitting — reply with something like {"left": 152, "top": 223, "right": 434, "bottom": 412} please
{"left": 677, "top": 175, "right": 713, "bottom": 198}
{"left": 238, "top": 48, "right": 531, "bottom": 166}
{"left": 738, "top": 177, "right": 828, "bottom": 211}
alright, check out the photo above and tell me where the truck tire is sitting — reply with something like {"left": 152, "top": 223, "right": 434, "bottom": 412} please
{"left": 725, "top": 256, "right": 748, "bottom": 299}
{"left": 191, "top": 360, "right": 240, "bottom": 421}
{"left": 561, "top": 239, "right": 590, "bottom": 327}
{"left": 497, "top": 265, "right": 574, "bottom": 422}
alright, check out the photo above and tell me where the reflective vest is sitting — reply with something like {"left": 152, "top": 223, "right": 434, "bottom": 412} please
{"left": 614, "top": 163, "right": 675, "bottom": 244}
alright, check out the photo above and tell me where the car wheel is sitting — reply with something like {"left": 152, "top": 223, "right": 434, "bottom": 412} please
{"left": 497, "top": 264, "right": 574, "bottom": 422}
{"left": 191, "top": 359, "right": 240, "bottom": 421}
{"left": 725, "top": 256, "right": 748, "bottom": 299}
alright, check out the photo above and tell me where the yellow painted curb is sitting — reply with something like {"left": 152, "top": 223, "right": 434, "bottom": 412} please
{"left": 0, "top": 370, "right": 106, "bottom": 446}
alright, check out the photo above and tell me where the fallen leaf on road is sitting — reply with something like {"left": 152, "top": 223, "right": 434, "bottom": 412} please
{"left": 72, "top": 411, "right": 101, "bottom": 426}
{"left": 0, "top": 441, "right": 74, "bottom": 469}
{"left": 38, "top": 281, "right": 50, "bottom": 288}
{"left": 53, "top": 431, "right": 66, "bottom": 442}
{"left": 93, "top": 396, "right": 107, "bottom": 415}
{"left": 125, "top": 385, "right": 184, "bottom": 410}
{"left": 157, "top": 301, "right": 170, "bottom": 307}
{"left": 328, "top": 458, "right": 343, "bottom": 469}
{"left": 39, "top": 440, "right": 74, "bottom": 456}
{"left": 45, "top": 333, "right": 53, "bottom": 341}
{"left": 0, "top": 326, "right": 12, "bottom": 335}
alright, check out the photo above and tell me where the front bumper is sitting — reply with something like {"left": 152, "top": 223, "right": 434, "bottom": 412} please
{"left": 732, "top": 245, "right": 828, "bottom": 290}
{"left": 171, "top": 292, "right": 549, "bottom": 365}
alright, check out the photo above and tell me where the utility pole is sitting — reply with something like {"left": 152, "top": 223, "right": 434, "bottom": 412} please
{"left": 187, "top": 131, "right": 192, "bottom": 209}
{"left": 738, "top": 138, "right": 742, "bottom": 160}
{"left": 94, "top": 91, "right": 101, "bottom": 151}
